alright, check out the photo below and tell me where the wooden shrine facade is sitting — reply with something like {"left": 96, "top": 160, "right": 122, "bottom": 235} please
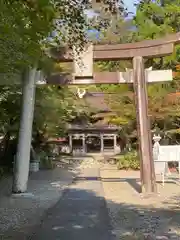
{"left": 68, "top": 125, "right": 120, "bottom": 155}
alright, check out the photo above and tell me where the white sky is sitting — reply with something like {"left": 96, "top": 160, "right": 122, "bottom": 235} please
{"left": 125, "top": 0, "right": 136, "bottom": 14}
{"left": 85, "top": 0, "right": 136, "bottom": 19}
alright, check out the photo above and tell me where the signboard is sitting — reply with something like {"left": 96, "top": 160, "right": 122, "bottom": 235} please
{"left": 118, "top": 69, "right": 172, "bottom": 83}
{"left": 158, "top": 145, "right": 180, "bottom": 162}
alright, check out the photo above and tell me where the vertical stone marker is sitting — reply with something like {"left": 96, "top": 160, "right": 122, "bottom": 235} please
{"left": 73, "top": 44, "right": 94, "bottom": 84}
{"left": 12, "top": 68, "right": 37, "bottom": 193}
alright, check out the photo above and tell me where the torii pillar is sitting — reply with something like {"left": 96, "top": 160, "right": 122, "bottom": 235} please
{"left": 133, "top": 57, "right": 155, "bottom": 193}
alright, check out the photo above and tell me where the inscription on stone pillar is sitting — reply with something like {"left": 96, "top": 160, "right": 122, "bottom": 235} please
{"left": 73, "top": 44, "right": 93, "bottom": 83}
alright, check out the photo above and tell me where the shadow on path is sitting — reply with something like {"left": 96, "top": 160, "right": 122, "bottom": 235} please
{"left": 29, "top": 183, "right": 116, "bottom": 240}
{"left": 75, "top": 176, "right": 180, "bottom": 194}
{"left": 28, "top": 182, "right": 180, "bottom": 240}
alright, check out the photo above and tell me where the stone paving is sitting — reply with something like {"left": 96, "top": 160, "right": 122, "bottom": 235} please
{"left": 30, "top": 167, "right": 116, "bottom": 240}
{"left": 100, "top": 168, "right": 180, "bottom": 240}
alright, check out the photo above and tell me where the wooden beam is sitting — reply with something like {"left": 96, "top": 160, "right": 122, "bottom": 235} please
{"left": 46, "top": 70, "right": 172, "bottom": 85}
{"left": 93, "top": 43, "right": 174, "bottom": 60}
{"left": 52, "top": 32, "right": 180, "bottom": 62}
{"left": 54, "top": 43, "right": 174, "bottom": 62}
{"left": 94, "top": 32, "right": 180, "bottom": 51}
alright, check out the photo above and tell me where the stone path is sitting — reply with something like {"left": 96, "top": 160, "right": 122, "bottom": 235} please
{"left": 30, "top": 168, "right": 116, "bottom": 240}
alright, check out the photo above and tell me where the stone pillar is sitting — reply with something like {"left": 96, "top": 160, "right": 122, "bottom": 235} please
{"left": 12, "top": 68, "right": 37, "bottom": 193}
{"left": 82, "top": 134, "right": 86, "bottom": 154}
{"left": 114, "top": 134, "right": 117, "bottom": 152}
{"left": 100, "top": 134, "right": 104, "bottom": 153}
{"left": 69, "top": 135, "right": 72, "bottom": 153}
{"left": 73, "top": 44, "right": 93, "bottom": 84}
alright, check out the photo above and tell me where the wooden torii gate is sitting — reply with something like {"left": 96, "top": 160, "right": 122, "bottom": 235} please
{"left": 49, "top": 32, "right": 180, "bottom": 193}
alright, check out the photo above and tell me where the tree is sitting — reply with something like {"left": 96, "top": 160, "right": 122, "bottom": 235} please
{"left": 0, "top": 84, "right": 86, "bottom": 168}
{"left": 132, "top": 0, "right": 180, "bottom": 69}
{"left": 0, "top": 0, "right": 125, "bottom": 79}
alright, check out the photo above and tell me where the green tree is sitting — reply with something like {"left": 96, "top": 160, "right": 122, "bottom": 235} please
{"left": 0, "top": 0, "right": 125, "bottom": 80}
{"left": 132, "top": 0, "right": 180, "bottom": 69}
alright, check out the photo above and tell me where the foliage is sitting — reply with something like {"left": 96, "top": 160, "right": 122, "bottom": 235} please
{"left": 0, "top": 84, "right": 85, "bottom": 171}
{"left": 117, "top": 151, "right": 140, "bottom": 170}
{"left": 0, "top": 0, "right": 125, "bottom": 81}
{"left": 34, "top": 86, "right": 75, "bottom": 137}
{"left": 132, "top": 0, "right": 180, "bottom": 69}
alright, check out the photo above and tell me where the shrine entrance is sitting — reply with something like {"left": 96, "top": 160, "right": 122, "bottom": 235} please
{"left": 68, "top": 127, "right": 120, "bottom": 155}
{"left": 86, "top": 135, "right": 101, "bottom": 153}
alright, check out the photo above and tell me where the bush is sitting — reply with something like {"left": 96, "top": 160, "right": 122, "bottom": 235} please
{"left": 117, "top": 151, "right": 140, "bottom": 170}
{"left": 0, "top": 167, "right": 5, "bottom": 178}
{"left": 0, "top": 166, "right": 10, "bottom": 179}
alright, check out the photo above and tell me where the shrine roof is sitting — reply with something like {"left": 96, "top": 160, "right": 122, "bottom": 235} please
{"left": 83, "top": 92, "right": 110, "bottom": 112}
{"left": 67, "top": 123, "right": 120, "bottom": 134}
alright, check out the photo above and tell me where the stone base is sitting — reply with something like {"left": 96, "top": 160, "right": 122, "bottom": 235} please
{"left": 11, "top": 192, "right": 35, "bottom": 198}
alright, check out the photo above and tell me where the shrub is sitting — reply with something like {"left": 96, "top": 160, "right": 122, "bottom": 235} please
{"left": 0, "top": 167, "right": 5, "bottom": 178}
{"left": 0, "top": 166, "right": 10, "bottom": 179}
{"left": 117, "top": 151, "right": 140, "bottom": 170}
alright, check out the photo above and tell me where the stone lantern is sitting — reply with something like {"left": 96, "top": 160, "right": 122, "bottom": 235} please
{"left": 153, "top": 134, "right": 161, "bottom": 160}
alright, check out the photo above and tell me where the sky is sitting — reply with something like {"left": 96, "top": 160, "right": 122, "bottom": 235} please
{"left": 85, "top": 0, "right": 136, "bottom": 19}
{"left": 125, "top": 0, "right": 136, "bottom": 15}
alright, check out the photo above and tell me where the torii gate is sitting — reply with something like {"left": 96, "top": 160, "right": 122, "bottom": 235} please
{"left": 49, "top": 32, "right": 180, "bottom": 194}
{"left": 12, "top": 32, "right": 180, "bottom": 195}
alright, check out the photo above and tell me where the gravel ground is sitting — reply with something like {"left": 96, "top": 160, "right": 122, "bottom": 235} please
{"left": 0, "top": 156, "right": 103, "bottom": 239}
{"left": 0, "top": 167, "right": 74, "bottom": 239}
{"left": 101, "top": 169, "right": 180, "bottom": 240}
